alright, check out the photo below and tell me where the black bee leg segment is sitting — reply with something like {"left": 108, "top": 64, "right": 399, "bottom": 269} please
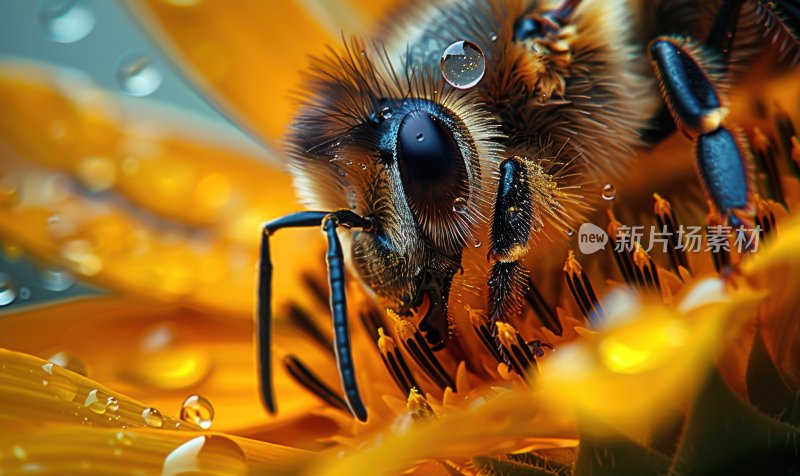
{"left": 485, "top": 157, "right": 534, "bottom": 362}
{"left": 323, "top": 214, "right": 369, "bottom": 421}
{"left": 649, "top": 38, "right": 752, "bottom": 222}
{"left": 257, "top": 210, "right": 373, "bottom": 421}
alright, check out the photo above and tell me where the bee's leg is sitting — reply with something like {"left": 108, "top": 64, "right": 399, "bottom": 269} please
{"left": 648, "top": 37, "right": 753, "bottom": 223}
{"left": 258, "top": 210, "right": 373, "bottom": 421}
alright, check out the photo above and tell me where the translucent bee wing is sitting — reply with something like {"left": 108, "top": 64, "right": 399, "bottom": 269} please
{"left": 0, "top": 61, "right": 318, "bottom": 315}
{"left": 127, "top": 0, "right": 401, "bottom": 144}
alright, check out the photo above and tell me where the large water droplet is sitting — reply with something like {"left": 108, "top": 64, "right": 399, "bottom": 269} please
{"left": 84, "top": 389, "right": 109, "bottom": 414}
{"left": 142, "top": 407, "right": 164, "bottom": 428}
{"left": 37, "top": 0, "right": 96, "bottom": 44}
{"left": 125, "top": 323, "right": 212, "bottom": 391}
{"left": 42, "top": 362, "right": 78, "bottom": 402}
{"left": 116, "top": 54, "right": 163, "bottom": 97}
{"left": 180, "top": 394, "right": 214, "bottom": 429}
{"left": 440, "top": 40, "right": 486, "bottom": 90}
{"left": 601, "top": 183, "right": 617, "bottom": 201}
{"left": 162, "top": 436, "right": 247, "bottom": 476}
{"left": 49, "top": 351, "right": 88, "bottom": 376}
{"left": 40, "top": 268, "right": 75, "bottom": 292}
{"left": 452, "top": 197, "right": 468, "bottom": 214}
{"left": 0, "top": 272, "right": 18, "bottom": 306}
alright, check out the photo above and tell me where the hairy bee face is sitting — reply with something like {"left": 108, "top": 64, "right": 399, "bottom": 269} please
{"left": 287, "top": 46, "right": 503, "bottom": 346}
{"left": 288, "top": 0, "right": 655, "bottom": 346}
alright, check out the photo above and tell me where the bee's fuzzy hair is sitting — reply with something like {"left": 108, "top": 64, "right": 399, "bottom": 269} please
{"left": 287, "top": 37, "right": 505, "bottom": 254}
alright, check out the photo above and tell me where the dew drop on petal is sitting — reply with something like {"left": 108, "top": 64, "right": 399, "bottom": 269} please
{"left": 42, "top": 362, "right": 78, "bottom": 402}
{"left": 106, "top": 396, "right": 120, "bottom": 413}
{"left": 180, "top": 394, "right": 214, "bottom": 429}
{"left": 162, "top": 435, "right": 247, "bottom": 476}
{"left": 452, "top": 197, "right": 468, "bottom": 214}
{"left": 116, "top": 54, "right": 163, "bottom": 97}
{"left": 601, "top": 183, "right": 617, "bottom": 201}
{"left": 84, "top": 389, "right": 109, "bottom": 414}
{"left": 440, "top": 40, "right": 486, "bottom": 90}
{"left": 142, "top": 407, "right": 164, "bottom": 428}
{"left": 18, "top": 287, "right": 30, "bottom": 300}
{"left": 48, "top": 351, "right": 88, "bottom": 376}
{"left": 39, "top": 268, "right": 75, "bottom": 292}
{"left": 0, "top": 272, "right": 18, "bottom": 306}
{"left": 37, "top": 0, "right": 96, "bottom": 44}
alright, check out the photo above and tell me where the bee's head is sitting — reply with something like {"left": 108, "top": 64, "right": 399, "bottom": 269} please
{"left": 287, "top": 41, "right": 502, "bottom": 348}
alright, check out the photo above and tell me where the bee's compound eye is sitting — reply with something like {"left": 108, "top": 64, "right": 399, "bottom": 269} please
{"left": 396, "top": 111, "right": 468, "bottom": 213}
{"left": 513, "top": 16, "right": 543, "bottom": 41}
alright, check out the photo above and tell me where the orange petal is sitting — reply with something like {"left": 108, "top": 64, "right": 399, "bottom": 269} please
{"left": 0, "top": 348, "right": 310, "bottom": 475}
{"left": 0, "top": 62, "right": 326, "bottom": 315}
{"left": 129, "top": 0, "right": 402, "bottom": 142}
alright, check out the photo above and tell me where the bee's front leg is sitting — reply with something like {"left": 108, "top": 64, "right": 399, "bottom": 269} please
{"left": 649, "top": 37, "right": 753, "bottom": 225}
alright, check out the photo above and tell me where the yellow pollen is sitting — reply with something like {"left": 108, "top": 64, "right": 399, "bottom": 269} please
{"left": 632, "top": 243, "right": 652, "bottom": 269}
{"left": 377, "top": 327, "right": 396, "bottom": 354}
{"left": 563, "top": 250, "right": 582, "bottom": 275}
{"left": 394, "top": 317, "right": 417, "bottom": 342}
{"left": 495, "top": 321, "right": 520, "bottom": 349}
{"left": 653, "top": 193, "right": 672, "bottom": 217}
{"left": 407, "top": 388, "right": 436, "bottom": 420}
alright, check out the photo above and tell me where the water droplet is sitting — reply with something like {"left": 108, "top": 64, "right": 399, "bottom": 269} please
{"left": 490, "top": 32, "right": 498, "bottom": 42}
{"left": 39, "top": 267, "right": 75, "bottom": 292}
{"left": 85, "top": 389, "right": 109, "bottom": 414}
{"left": 162, "top": 436, "right": 247, "bottom": 476}
{"left": 440, "top": 40, "right": 486, "bottom": 90}
{"left": 48, "top": 352, "right": 88, "bottom": 376}
{"left": 116, "top": 54, "right": 163, "bottom": 97}
{"left": 416, "top": 132, "right": 424, "bottom": 142}
{"left": 42, "top": 362, "right": 78, "bottom": 402}
{"left": 601, "top": 183, "right": 617, "bottom": 201}
{"left": 37, "top": 0, "right": 96, "bottom": 44}
{"left": 142, "top": 407, "right": 164, "bottom": 428}
{"left": 473, "top": 240, "right": 482, "bottom": 248}
{"left": 567, "top": 229, "right": 575, "bottom": 237}
{"left": 77, "top": 156, "right": 116, "bottom": 192}
{"left": 452, "top": 197, "right": 468, "bottom": 214}
{"left": 380, "top": 106, "right": 393, "bottom": 119}
{"left": 180, "top": 394, "right": 214, "bottom": 429}
{"left": 106, "top": 396, "right": 120, "bottom": 413}
{"left": 0, "top": 272, "right": 18, "bottom": 306}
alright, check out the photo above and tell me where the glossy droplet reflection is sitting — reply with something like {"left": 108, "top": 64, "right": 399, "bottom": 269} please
{"left": 116, "top": 54, "right": 163, "bottom": 97}
{"left": 84, "top": 389, "right": 109, "bottom": 414}
{"left": 125, "top": 323, "right": 213, "bottom": 390}
{"left": 180, "top": 394, "right": 214, "bottom": 429}
{"left": 602, "top": 183, "right": 617, "bottom": 201}
{"left": 162, "top": 436, "right": 247, "bottom": 476}
{"left": 39, "top": 268, "right": 75, "bottom": 292}
{"left": 142, "top": 407, "right": 164, "bottom": 428}
{"left": 37, "top": 0, "right": 96, "bottom": 44}
{"left": 41, "top": 362, "right": 78, "bottom": 402}
{"left": 440, "top": 40, "right": 486, "bottom": 90}
{"left": 0, "top": 272, "right": 18, "bottom": 306}
{"left": 48, "top": 351, "right": 88, "bottom": 376}
{"left": 452, "top": 197, "right": 468, "bottom": 214}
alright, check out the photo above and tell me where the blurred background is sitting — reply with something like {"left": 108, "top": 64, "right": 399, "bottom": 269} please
{"left": 0, "top": 0, "right": 254, "bottom": 311}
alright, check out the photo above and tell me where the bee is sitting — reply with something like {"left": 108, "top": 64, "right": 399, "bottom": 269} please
{"left": 257, "top": 0, "right": 800, "bottom": 420}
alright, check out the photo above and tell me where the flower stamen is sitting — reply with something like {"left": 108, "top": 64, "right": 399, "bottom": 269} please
{"left": 378, "top": 328, "right": 419, "bottom": 396}
{"left": 394, "top": 317, "right": 456, "bottom": 391}
{"left": 608, "top": 209, "right": 636, "bottom": 284}
{"left": 495, "top": 321, "right": 538, "bottom": 382}
{"left": 282, "top": 354, "right": 349, "bottom": 412}
{"left": 407, "top": 388, "right": 437, "bottom": 421}
{"left": 653, "top": 193, "right": 690, "bottom": 275}
{"left": 564, "top": 251, "right": 604, "bottom": 324}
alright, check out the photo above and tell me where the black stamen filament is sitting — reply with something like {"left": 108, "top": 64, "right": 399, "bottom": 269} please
{"left": 495, "top": 321, "right": 538, "bottom": 383}
{"left": 377, "top": 328, "right": 420, "bottom": 396}
{"left": 282, "top": 354, "right": 349, "bottom": 412}
{"left": 564, "top": 251, "right": 604, "bottom": 325}
{"left": 394, "top": 318, "right": 456, "bottom": 391}
{"left": 653, "top": 194, "right": 690, "bottom": 275}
